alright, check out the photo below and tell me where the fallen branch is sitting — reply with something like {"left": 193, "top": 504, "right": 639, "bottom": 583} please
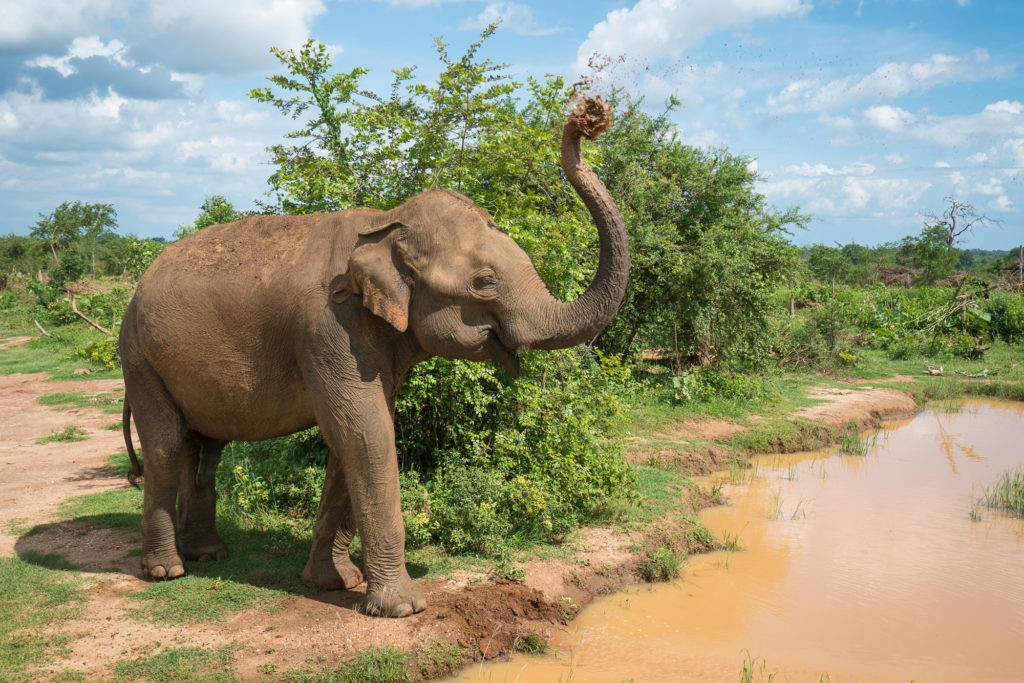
{"left": 70, "top": 294, "right": 112, "bottom": 336}
{"left": 34, "top": 319, "right": 51, "bottom": 338}
{"left": 956, "top": 368, "right": 990, "bottom": 378}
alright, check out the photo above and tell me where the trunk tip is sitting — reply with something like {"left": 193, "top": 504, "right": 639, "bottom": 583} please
{"left": 568, "top": 96, "right": 613, "bottom": 140}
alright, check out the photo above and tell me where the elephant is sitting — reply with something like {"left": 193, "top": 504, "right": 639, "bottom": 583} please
{"left": 118, "top": 96, "right": 629, "bottom": 618}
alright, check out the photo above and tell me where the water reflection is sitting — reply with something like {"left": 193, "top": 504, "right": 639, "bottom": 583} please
{"left": 452, "top": 400, "right": 1024, "bottom": 683}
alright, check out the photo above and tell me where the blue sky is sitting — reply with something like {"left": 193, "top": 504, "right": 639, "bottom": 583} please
{"left": 1, "top": 0, "right": 1021, "bottom": 249}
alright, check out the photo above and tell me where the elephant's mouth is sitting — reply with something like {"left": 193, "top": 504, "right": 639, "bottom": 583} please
{"left": 486, "top": 330, "right": 520, "bottom": 379}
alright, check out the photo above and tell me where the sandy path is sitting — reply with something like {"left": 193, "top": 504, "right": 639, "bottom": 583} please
{"left": 0, "top": 373, "right": 128, "bottom": 555}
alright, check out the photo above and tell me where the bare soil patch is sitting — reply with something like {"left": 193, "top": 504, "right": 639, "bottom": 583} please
{"left": 0, "top": 336, "right": 32, "bottom": 350}
{"left": 0, "top": 372, "right": 126, "bottom": 555}
{"left": 798, "top": 386, "right": 919, "bottom": 429}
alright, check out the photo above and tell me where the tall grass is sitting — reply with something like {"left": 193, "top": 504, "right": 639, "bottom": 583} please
{"left": 978, "top": 467, "right": 1024, "bottom": 518}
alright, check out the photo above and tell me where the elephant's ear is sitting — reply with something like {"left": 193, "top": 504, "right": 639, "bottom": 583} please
{"left": 333, "top": 221, "right": 412, "bottom": 332}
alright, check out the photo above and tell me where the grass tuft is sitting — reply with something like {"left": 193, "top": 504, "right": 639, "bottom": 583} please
{"left": 977, "top": 467, "right": 1024, "bottom": 518}
{"left": 637, "top": 546, "right": 680, "bottom": 582}
{"left": 289, "top": 646, "right": 410, "bottom": 683}
{"left": 111, "top": 644, "right": 239, "bottom": 682}
{"left": 415, "top": 640, "right": 467, "bottom": 679}
{"left": 0, "top": 553, "right": 89, "bottom": 677}
{"left": 512, "top": 632, "right": 550, "bottom": 655}
{"left": 36, "top": 425, "right": 89, "bottom": 444}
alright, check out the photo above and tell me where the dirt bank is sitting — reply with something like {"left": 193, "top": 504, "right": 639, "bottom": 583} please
{"left": 2, "top": 371, "right": 924, "bottom": 680}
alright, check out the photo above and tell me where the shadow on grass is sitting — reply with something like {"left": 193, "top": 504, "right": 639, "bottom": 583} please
{"left": 13, "top": 487, "right": 430, "bottom": 622}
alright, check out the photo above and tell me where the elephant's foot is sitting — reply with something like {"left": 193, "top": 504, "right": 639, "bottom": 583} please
{"left": 141, "top": 548, "right": 185, "bottom": 580}
{"left": 301, "top": 555, "right": 365, "bottom": 590}
{"left": 363, "top": 574, "right": 426, "bottom": 618}
{"left": 178, "top": 535, "right": 228, "bottom": 563}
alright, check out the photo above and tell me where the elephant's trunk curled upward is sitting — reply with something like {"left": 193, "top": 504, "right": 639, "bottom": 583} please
{"left": 524, "top": 96, "right": 629, "bottom": 350}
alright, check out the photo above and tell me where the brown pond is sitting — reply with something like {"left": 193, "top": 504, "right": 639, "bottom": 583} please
{"left": 452, "top": 399, "right": 1024, "bottom": 682}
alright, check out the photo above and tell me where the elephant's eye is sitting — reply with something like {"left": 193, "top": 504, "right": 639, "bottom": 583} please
{"left": 472, "top": 271, "right": 499, "bottom": 292}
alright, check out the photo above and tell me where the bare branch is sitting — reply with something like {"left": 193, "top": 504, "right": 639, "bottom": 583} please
{"left": 924, "top": 196, "right": 1002, "bottom": 247}
{"left": 70, "top": 294, "right": 113, "bottom": 336}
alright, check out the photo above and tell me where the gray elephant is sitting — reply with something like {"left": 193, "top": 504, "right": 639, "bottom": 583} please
{"left": 119, "top": 97, "right": 629, "bottom": 617}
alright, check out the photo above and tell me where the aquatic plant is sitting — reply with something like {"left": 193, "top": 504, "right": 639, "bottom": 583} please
{"left": 978, "top": 467, "right": 1024, "bottom": 518}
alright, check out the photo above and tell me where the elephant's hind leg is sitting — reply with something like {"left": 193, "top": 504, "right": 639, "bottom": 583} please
{"left": 177, "top": 436, "right": 228, "bottom": 562}
{"left": 125, "top": 363, "right": 189, "bottom": 580}
{"left": 302, "top": 455, "right": 365, "bottom": 590}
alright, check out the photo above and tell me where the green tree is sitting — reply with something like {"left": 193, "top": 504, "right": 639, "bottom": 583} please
{"left": 29, "top": 201, "right": 117, "bottom": 277}
{"left": 174, "top": 195, "right": 242, "bottom": 240}
{"left": 594, "top": 98, "right": 805, "bottom": 367}
{"left": 912, "top": 224, "right": 958, "bottom": 285}
{"left": 807, "top": 244, "right": 848, "bottom": 292}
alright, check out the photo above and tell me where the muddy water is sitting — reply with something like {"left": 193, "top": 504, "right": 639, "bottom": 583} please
{"left": 453, "top": 399, "right": 1024, "bottom": 682}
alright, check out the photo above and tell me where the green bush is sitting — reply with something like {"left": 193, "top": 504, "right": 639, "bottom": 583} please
{"left": 69, "top": 337, "right": 120, "bottom": 369}
{"left": 664, "top": 367, "right": 779, "bottom": 406}
{"left": 987, "top": 292, "right": 1024, "bottom": 344}
{"left": 218, "top": 429, "right": 328, "bottom": 518}
{"left": 217, "top": 349, "right": 635, "bottom": 558}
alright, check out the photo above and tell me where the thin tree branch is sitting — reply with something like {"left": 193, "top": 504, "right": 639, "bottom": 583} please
{"left": 70, "top": 294, "right": 112, "bottom": 336}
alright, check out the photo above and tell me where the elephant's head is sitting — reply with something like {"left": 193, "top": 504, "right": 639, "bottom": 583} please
{"left": 336, "top": 97, "right": 629, "bottom": 376}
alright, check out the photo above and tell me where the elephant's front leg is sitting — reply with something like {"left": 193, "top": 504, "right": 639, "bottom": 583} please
{"left": 301, "top": 459, "right": 364, "bottom": 590}
{"left": 315, "top": 386, "right": 425, "bottom": 618}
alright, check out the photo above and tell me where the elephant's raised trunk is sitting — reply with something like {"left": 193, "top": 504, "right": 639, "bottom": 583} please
{"left": 526, "top": 97, "right": 630, "bottom": 350}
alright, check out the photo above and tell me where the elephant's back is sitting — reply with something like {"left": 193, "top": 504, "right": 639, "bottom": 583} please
{"left": 152, "top": 213, "right": 323, "bottom": 278}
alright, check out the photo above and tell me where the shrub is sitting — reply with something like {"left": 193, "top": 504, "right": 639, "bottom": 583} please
{"left": 218, "top": 349, "right": 636, "bottom": 558}
{"left": 987, "top": 292, "right": 1024, "bottom": 344}
{"left": 637, "top": 546, "right": 680, "bottom": 582}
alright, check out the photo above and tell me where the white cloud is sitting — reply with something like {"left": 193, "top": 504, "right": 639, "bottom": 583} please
{"left": 461, "top": 3, "right": 565, "bottom": 36}
{"left": 985, "top": 100, "right": 1024, "bottom": 115}
{"left": 885, "top": 153, "right": 909, "bottom": 164}
{"left": 785, "top": 161, "right": 875, "bottom": 177}
{"left": 990, "top": 195, "right": 1015, "bottom": 211}
{"left": 576, "top": 0, "right": 809, "bottom": 72}
{"left": 0, "top": 0, "right": 120, "bottom": 49}
{"left": 863, "top": 100, "right": 1024, "bottom": 146}
{"left": 935, "top": 161, "right": 951, "bottom": 168}
{"left": 125, "top": 0, "right": 327, "bottom": 74}
{"left": 764, "top": 50, "right": 1006, "bottom": 115}
{"left": 83, "top": 87, "right": 127, "bottom": 120}
{"left": 863, "top": 105, "right": 916, "bottom": 132}
{"left": 26, "top": 36, "right": 128, "bottom": 77}
{"left": 6, "top": 1, "right": 326, "bottom": 76}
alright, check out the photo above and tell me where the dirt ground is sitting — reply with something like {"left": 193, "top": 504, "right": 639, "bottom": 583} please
{"left": 1, "top": 369, "right": 922, "bottom": 680}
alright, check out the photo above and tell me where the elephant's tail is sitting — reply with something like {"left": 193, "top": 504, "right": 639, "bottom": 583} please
{"left": 123, "top": 400, "right": 144, "bottom": 488}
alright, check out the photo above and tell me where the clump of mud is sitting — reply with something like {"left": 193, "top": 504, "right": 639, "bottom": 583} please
{"left": 567, "top": 96, "right": 613, "bottom": 140}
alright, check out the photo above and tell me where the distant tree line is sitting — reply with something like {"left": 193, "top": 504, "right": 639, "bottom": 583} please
{"left": 0, "top": 196, "right": 245, "bottom": 288}
{"left": 804, "top": 198, "right": 1019, "bottom": 290}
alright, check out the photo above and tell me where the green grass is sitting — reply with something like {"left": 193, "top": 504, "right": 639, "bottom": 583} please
{"left": 35, "top": 425, "right": 89, "bottom": 444}
{"left": 739, "top": 649, "right": 777, "bottom": 683}
{"left": 0, "top": 553, "right": 90, "bottom": 679}
{"left": 288, "top": 646, "right": 409, "bottom": 683}
{"left": 977, "top": 467, "right": 1024, "bottom": 517}
{"left": 126, "top": 577, "right": 291, "bottom": 624}
{"left": 512, "top": 632, "right": 550, "bottom": 655}
{"left": 0, "top": 333, "right": 123, "bottom": 380}
{"left": 414, "top": 640, "right": 468, "bottom": 679}
{"left": 40, "top": 482, "right": 313, "bottom": 625}
{"left": 111, "top": 645, "right": 239, "bottom": 682}
{"left": 636, "top": 546, "right": 681, "bottom": 582}
{"left": 39, "top": 390, "right": 124, "bottom": 414}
